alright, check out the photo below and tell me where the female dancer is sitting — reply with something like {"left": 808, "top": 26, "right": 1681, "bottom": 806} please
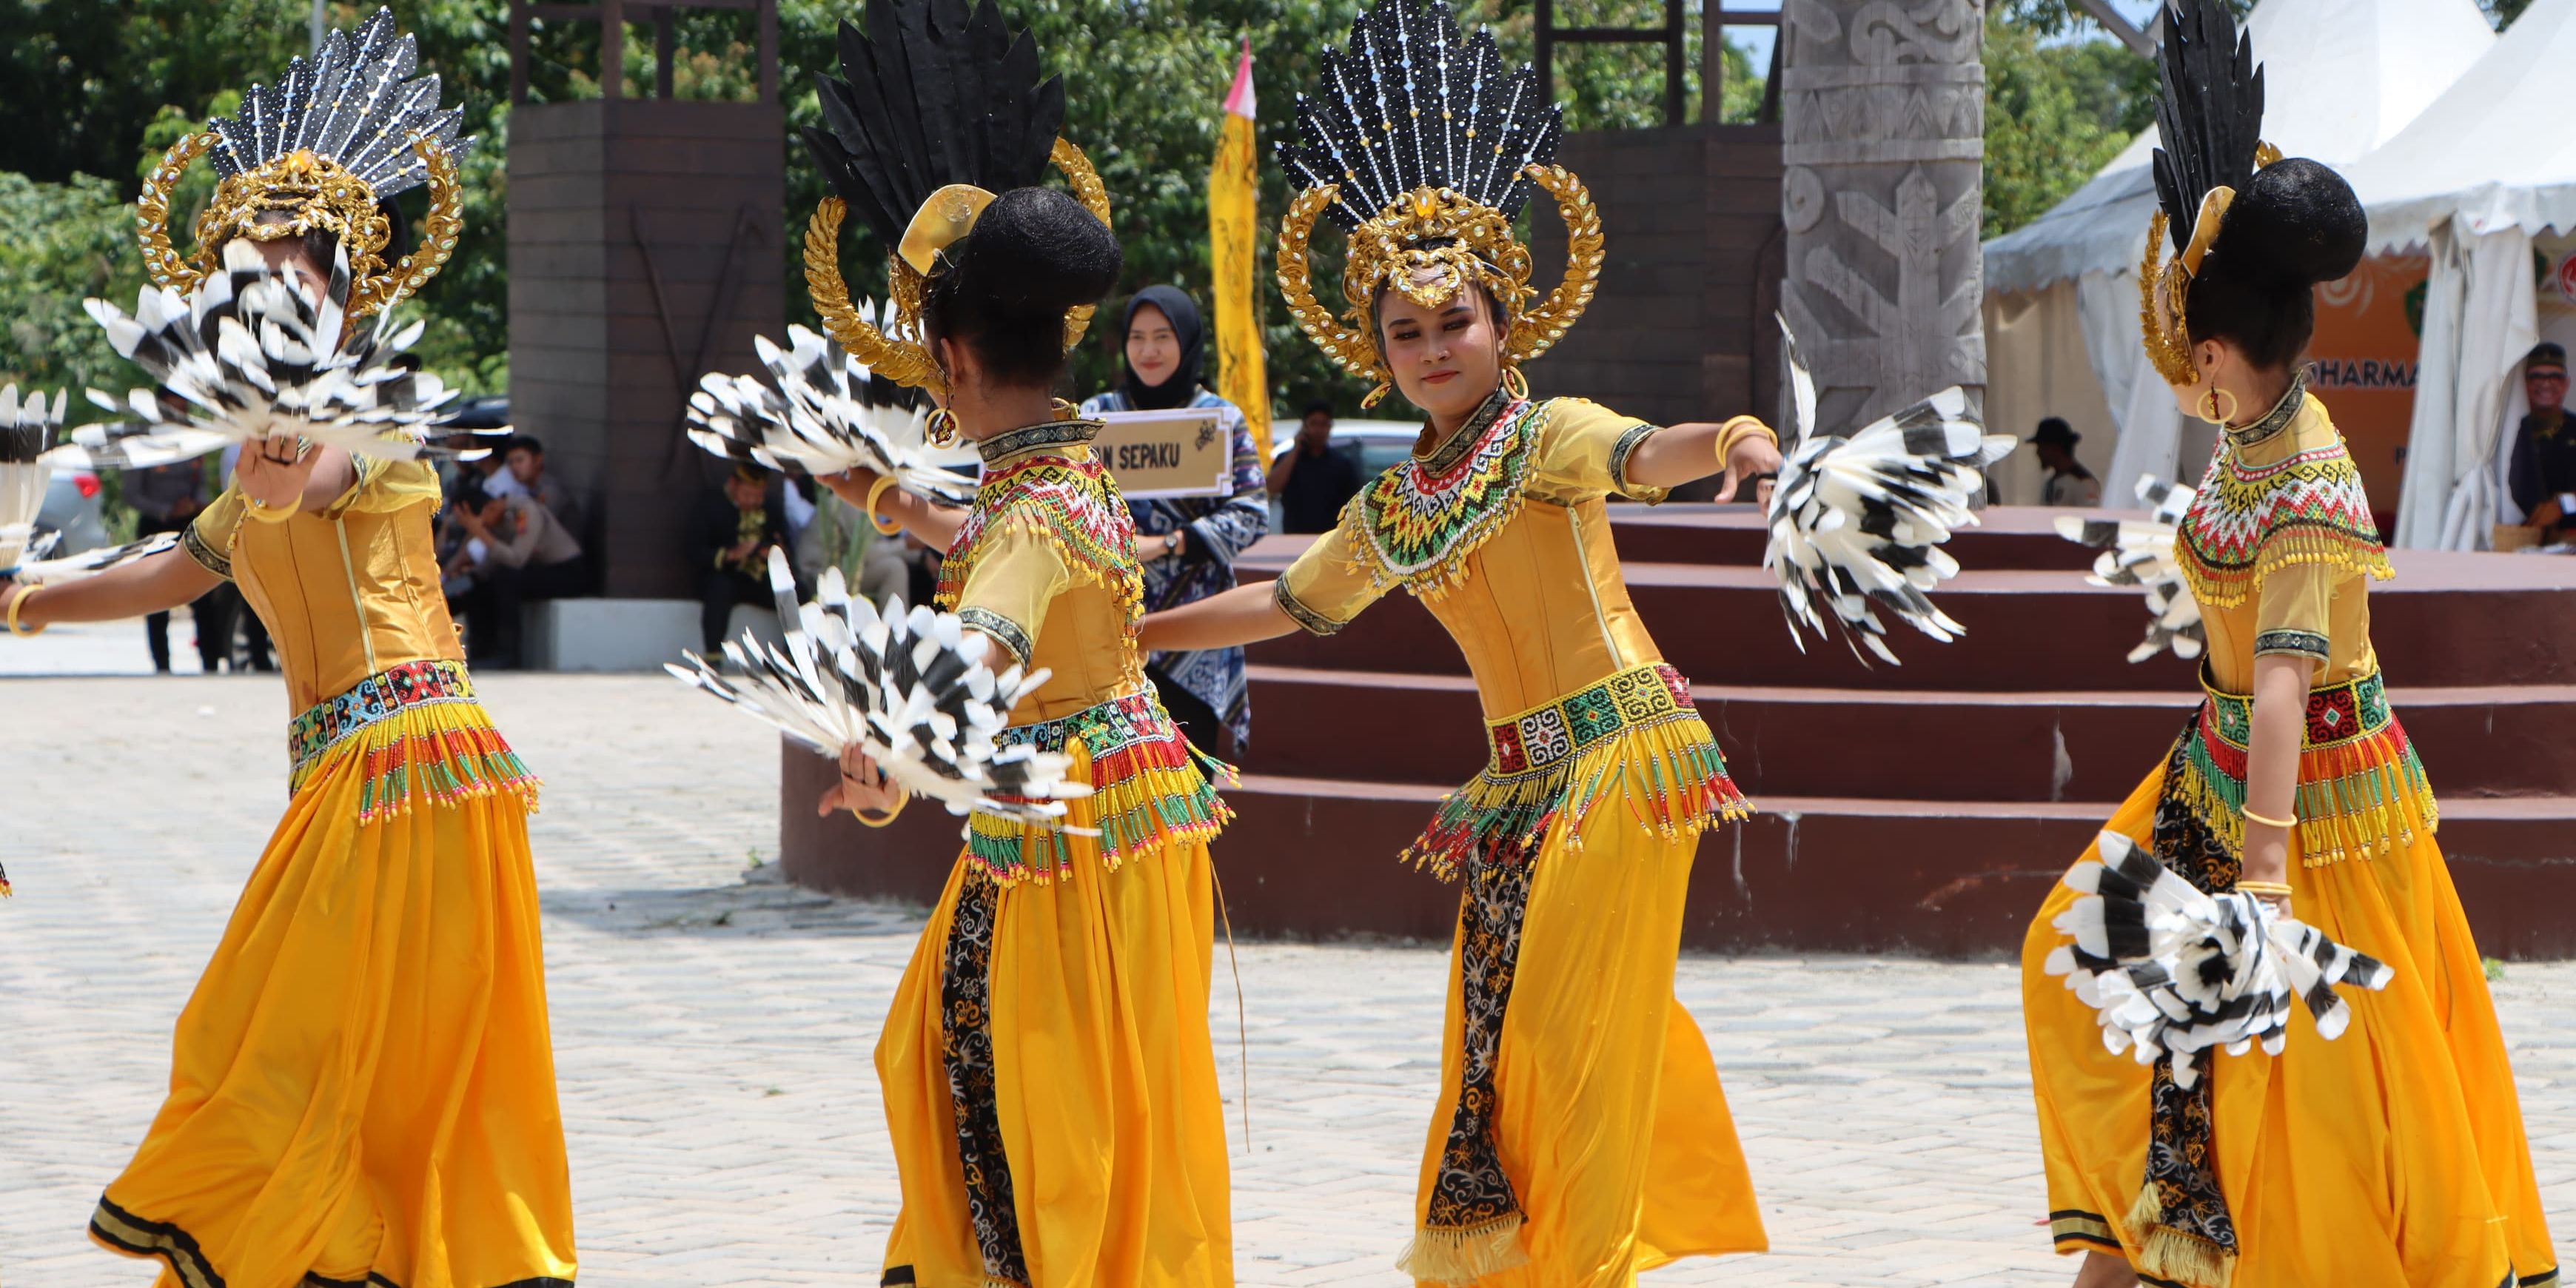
{"left": 2022, "top": 4, "right": 2556, "bottom": 1286}
{"left": 0, "top": 10, "right": 575, "bottom": 1286}
{"left": 1138, "top": 2, "right": 1780, "bottom": 1281}
{"left": 1079, "top": 285, "right": 1269, "bottom": 756}
{"left": 796, "top": 4, "right": 1232, "bottom": 1282}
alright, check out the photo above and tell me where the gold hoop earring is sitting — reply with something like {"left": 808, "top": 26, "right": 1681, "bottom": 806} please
{"left": 926, "top": 406, "right": 960, "bottom": 446}
{"left": 2196, "top": 386, "right": 2239, "bottom": 426}
{"left": 1500, "top": 364, "right": 1530, "bottom": 401}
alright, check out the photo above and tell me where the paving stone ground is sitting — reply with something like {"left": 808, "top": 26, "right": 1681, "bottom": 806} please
{"left": 5, "top": 645, "right": 2575, "bottom": 1286}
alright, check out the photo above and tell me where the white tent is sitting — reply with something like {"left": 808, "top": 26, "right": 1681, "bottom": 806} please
{"left": 2344, "top": 0, "right": 2576, "bottom": 548}
{"left": 1982, "top": 0, "right": 2492, "bottom": 506}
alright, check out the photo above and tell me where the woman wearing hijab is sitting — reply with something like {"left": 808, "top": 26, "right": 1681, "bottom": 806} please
{"left": 1080, "top": 284, "right": 1270, "bottom": 757}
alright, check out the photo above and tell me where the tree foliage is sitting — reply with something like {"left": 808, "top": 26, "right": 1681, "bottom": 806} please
{"left": 1982, "top": 12, "right": 2156, "bottom": 239}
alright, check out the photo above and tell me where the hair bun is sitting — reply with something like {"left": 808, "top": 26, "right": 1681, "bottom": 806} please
{"left": 2216, "top": 157, "right": 2367, "bottom": 287}
{"left": 953, "top": 187, "right": 1121, "bottom": 318}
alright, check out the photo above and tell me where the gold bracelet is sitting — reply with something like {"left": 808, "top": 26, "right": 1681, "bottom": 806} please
{"left": 2236, "top": 880, "right": 2294, "bottom": 896}
{"left": 851, "top": 784, "right": 910, "bottom": 828}
{"left": 2242, "top": 808, "right": 2298, "bottom": 829}
{"left": 865, "top": 474, "right": 903, "bottom": 537}
{"left": 1714, "top": 415, "right": 1777, "bottom": 464}
{"left": 6, "top": 583, "right": 44, "bottom": 637}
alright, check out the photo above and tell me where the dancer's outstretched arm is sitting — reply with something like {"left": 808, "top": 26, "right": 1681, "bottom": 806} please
{"left": 1140, "top": 580, "right": 1297, "bottom": 654}
{"left": 1, "top": 549, "right": 219, "bottom": 628}
{"left": 1624, "top": 416, "right": 1784, "bottom": 503}
{"left": 819, "top": 466, "right": 970, "bottom": 551}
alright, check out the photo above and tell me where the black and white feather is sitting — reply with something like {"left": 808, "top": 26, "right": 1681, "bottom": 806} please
{"left": 1765, "top": 317, "right": 2013, "bottom": 665}
{"left": 84, "top": 239, "right": 489, "bottom": 461}
{"left": 0, "top": 385, "right": 67, "bottom": 574}
{"left": 2056, "top": 475, "right": 2204, "bottom": 663}
{"left": 804, "top": 0, "right": 1064, "bottom": 252}
{"left": 2044, "top": 829, "right": 2392, "bottom": 1088}
{"left": 688, "top": 321, "right": 976, "bottom": 506}
{"left": 209, "top": 5, "right": 473, "bottom": 200}
{"left": 668, "top": 548, "right": 1090, "bottom": 825}
{"left": 1278, "top": 0, "right": 1561, "bottom": 229}
{"left": 38, "top": 416, "right": 229, "bottom": 471}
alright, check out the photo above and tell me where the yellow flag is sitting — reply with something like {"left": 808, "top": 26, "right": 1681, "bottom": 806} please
{"left": 1209, "top": 41, "right": 1271, "bottom": 460}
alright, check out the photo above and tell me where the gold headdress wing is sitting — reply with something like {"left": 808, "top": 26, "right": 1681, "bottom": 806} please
{"left": 137, "top": 6, "right": 472, "bottom": 321}
{"left": 1275, "top": 0, "right": 1592, "bottom": 406}
{"left": 799, "top": 0, "right": 1110, "bottom": 400}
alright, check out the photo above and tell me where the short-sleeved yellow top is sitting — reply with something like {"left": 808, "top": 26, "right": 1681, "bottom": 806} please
{"left": 2174, "top": 384, "right": 2392, "bottom": 694}
{"left": 183, "top": 456, "right": 464, "bottom": 711}
{"left": 935, "top": 419, "right": 1229, "bottom": 882}
{"left": 934, "top": 420, "right": 1149, "bottom": 724}
{"left": 1272, "top": 391, "right": 1670, "bottom": 717}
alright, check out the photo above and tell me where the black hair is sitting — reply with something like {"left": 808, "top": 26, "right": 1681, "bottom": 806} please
{"left": 920, "top": 187, "right": 1121, "bottom": 389}
{"left": 506, "top": 434, "right": 546, "bottom": 458}
{"left": 1302, "top": 400, "right": 1335, "bottom": 419}
{"left": 2186, "top": 158, "right": 2366, "bottom": 372}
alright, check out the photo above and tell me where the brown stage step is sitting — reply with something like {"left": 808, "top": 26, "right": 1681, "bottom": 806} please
{"left": 1238, "top": 551, "right": 2576, "bottom": 693}
{"left": 1237, "top": 668, "right": 2576, "bottom": 803}
{"left": 1572, "top": 503, "right": 2105, "bottom": 571}
{"left": 778, "top": 749, "right": 2576, "bottom": 959}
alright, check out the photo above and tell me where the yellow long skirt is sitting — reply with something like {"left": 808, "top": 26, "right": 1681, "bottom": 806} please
{"left": 1410, "top": 799, "right": 1767, "bottom": 1287}
{"left": 874, "top": 836, "right": 1230, "bottom": 1287}
{"left": 90, "top": 720, "right": 574, "bottom": 1288}
{"left": 2022, "top": 762, "right": 2557, "bottom": 1288}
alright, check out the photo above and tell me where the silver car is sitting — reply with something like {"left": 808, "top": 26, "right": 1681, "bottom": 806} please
{"left": 36, "top": 466, "right": 110, "bottom": 559}
{"left": 1264, "top": 417, "right": 1418, "bottom": 529}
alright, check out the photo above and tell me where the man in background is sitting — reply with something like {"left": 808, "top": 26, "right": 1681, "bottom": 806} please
{"left": 1267, "top": 400, "right": 1363, "bottom": 534}
{"left": 2030, "top": 417, "right": 2102, "bottom": 507}
{"left": 2509, "top": 342, "right": 2576, "bottom": 540}
{"left": 693, "top": 466, "right": 797, "bottom": 654}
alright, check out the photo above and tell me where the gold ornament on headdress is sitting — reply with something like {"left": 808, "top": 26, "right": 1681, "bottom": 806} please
{"left": 805, "top": 137, "right": 1113, "bottom": 400}
{"left": 1277, "top": 164, "right": 1604, "bottom": 409}
{"left": 2139, "top": 140, "right": 2281, "bottom": 387}
{"left": 138, "top": 135, "right": 465, "bottom": 321}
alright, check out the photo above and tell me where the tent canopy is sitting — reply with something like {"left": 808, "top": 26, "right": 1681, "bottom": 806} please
{"left": 2347, "top": 0, "right": 2576, "bottom": 252}
{"left": 1982, "top": 0, "right": 2494, "bottom": 295}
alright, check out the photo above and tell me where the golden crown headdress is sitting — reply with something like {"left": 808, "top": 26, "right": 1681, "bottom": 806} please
{"left": 2139, "top": 0, "right": 2283, "bottom": 387}
{"left": 137, "top": 7, "right": 470, "bottom": 323}
{"left": 1277, "top": 0, "right": 1602, "bottom": 408}
{"left": 800, "top": 0, "right": 1110, "bottom": 400}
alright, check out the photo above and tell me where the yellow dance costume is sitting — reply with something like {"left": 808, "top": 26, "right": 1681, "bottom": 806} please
{"left": 2022, "top": 382, "right": 2557, "bottom": 1287}
{"left": 873, "top": 420, "right": 1234, "bottom": 1288}
{"left": 93, "top": 458, "right": 572, "bottom": 1288}
{"left": 1275, "top": 391, "right": 1766, "bottom": 1287}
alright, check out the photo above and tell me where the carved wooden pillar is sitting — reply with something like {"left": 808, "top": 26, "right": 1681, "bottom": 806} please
{"left": 1777, "top": 0, "right": 1985, "bottom": 429}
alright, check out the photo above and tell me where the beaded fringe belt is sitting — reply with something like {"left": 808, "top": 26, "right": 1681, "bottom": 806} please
{"left": 1403, "top": 662, "right": 1747, "bottom": 881}
{"left": 286, "top": 658, "right": 537, "bottom": 822}
{"left": 2171, "top": 665, "right": 2435, "bottom": 868}
{"left": 965, "top": 688, "right": 1233, "bottom": 884}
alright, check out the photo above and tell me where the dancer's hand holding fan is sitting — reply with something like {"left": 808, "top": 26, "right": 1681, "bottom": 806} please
{"left": 668, "top": 548, "right": 1091, "bottom": 828}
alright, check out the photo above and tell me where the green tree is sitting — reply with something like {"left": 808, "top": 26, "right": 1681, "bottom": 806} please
{"left": 1982, "top": 13, "right": 2155, "bottom": 238}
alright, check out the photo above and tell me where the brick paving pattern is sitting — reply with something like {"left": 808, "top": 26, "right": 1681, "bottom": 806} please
{"left": 4, "top": 664, "right": 2572, "bottom": 1286}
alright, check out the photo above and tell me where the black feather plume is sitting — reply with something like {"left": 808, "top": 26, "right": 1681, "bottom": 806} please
{"left": 1278, "top": 0, "right": 1562, "bottom": 232}
{"left": 2150, "top": 0, "right": 2264, "bottom": 252}
{"left": 802, "top": 0, "right": 1065, "bottom": 251}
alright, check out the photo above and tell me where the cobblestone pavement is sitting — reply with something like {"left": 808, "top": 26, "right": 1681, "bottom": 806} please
{"left": 5, "top": 663, "right": 2575, "bottom": 1287}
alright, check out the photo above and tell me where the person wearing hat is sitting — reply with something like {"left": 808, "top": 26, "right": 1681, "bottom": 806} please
{"left": 2030, "top": 416, "right": 2102, "bottom": 506}
{"left": 2507, "top": 341, "right": 2576, "bottom": 537}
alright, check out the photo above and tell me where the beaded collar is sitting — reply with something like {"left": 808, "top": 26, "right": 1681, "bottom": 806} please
{"left": 2224, "top": 372, "right": 2307, "bottom": 449}
{"left": 977, "top": 417, "right": 1104, "bottom": 467}
{"left": 1412, "top": 384, "right": 1516, "bottom": 475}
{"left": 1345, "top": 393, "right": 1544, "bottom": 600}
